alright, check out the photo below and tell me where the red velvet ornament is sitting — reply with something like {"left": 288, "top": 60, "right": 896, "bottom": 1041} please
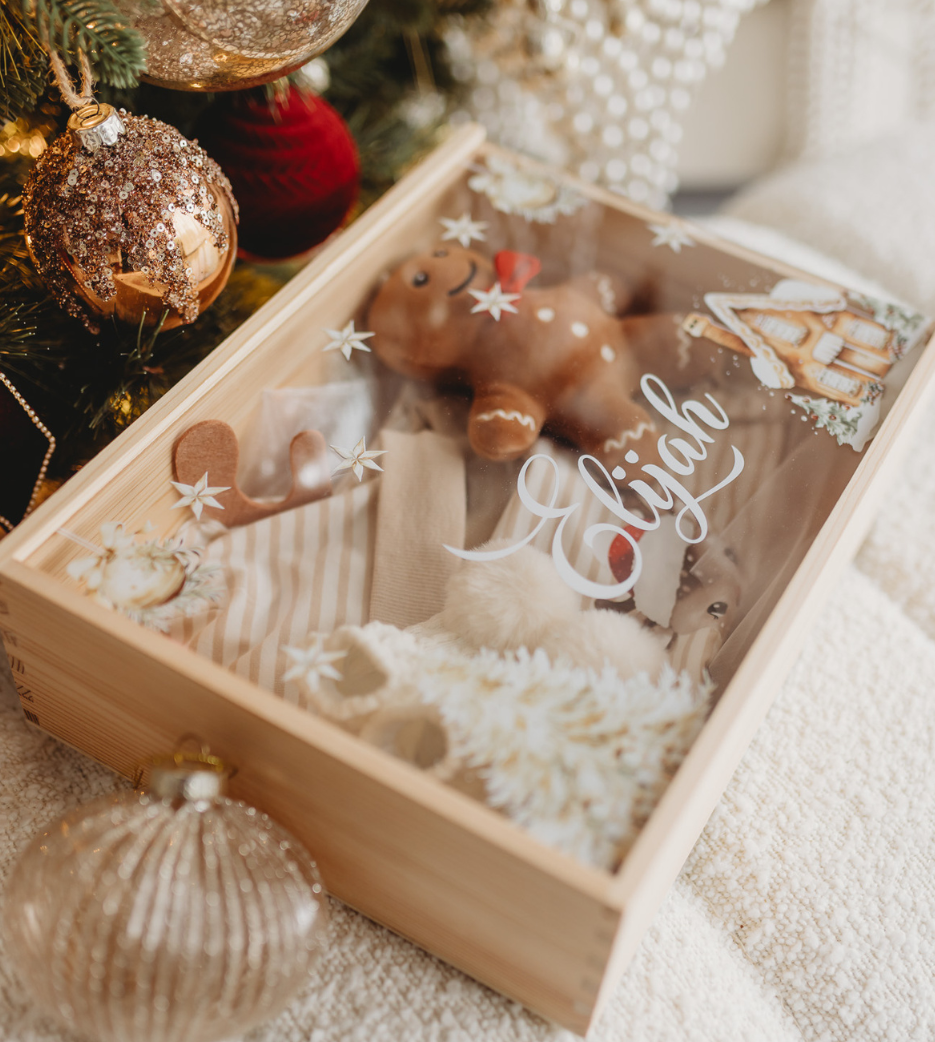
{"left": 196, "top": 88, "right": 359, "bottom": 261}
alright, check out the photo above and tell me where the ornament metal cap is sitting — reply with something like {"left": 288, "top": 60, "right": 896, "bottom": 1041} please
{"left": 147, "top": 743, "right": 231, "bottom": 803}
{"left": 67, "top": 102, "right": 125, "bottom": 152}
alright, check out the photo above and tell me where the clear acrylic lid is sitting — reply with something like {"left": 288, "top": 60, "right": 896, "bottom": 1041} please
{"left": 61, "top": 144, "right": 935, "bottom": 871}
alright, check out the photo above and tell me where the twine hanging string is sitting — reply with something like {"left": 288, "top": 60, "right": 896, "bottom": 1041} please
{"left": 47, "top": 47, "right": 96, "bottom": 110}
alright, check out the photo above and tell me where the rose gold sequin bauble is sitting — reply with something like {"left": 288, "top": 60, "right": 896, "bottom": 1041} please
{"left": 111, "top": 0, "right": 369, "bottom": 91}
{"left": 1, "top": 758, "right": 328, "bottom": 1042}
{"left": 23, "top": 104, "right": 238, "bottom": 332}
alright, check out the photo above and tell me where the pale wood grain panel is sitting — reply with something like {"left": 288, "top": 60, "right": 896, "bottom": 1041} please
{"left": 0, "top": 558, "right": 617, "bottom": 1030}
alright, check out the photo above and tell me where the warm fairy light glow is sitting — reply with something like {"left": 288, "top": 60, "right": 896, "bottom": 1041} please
{"left": 0, "top": 119, "right": 49, "bottom": 159}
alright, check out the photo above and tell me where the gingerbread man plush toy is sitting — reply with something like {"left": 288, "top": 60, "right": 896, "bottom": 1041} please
{"left": 366, "top": 244, "right": 719, "bottom": 464}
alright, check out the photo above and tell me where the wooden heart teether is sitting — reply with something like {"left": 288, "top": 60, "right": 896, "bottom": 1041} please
{"left": 173, "top": 420, "right": 332, "bottom": 527}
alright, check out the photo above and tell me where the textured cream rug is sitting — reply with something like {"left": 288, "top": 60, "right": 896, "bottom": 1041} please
{"left": 3, "top": 126, "right": 935, "bottom": 1041}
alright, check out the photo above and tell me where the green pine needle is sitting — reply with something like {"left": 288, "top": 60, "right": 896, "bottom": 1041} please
{"left": 0, "top": 0, "right": 48, "bottom": 120}
{"left": 24, "top": 0, "right": 147, "bottom": 88}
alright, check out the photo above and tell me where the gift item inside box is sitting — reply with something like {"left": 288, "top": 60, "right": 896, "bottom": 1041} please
{"left": 27, "top": 144, "right": 933, "bottom": 876}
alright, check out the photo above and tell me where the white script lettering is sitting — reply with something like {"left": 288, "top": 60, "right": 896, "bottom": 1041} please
{"left": 445, "top": 374, "right": 745, "bottom": 599}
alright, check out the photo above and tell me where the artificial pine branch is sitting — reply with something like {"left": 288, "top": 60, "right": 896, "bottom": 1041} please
{"left": 1, "top": 0, "right": 494, "bottom": 485}
{"left": 323, "top": 0, "right": 492, "bottom": 195}
{"left": 23, "top": 0, "right": 146, "bottom": 88}
{"left": 0, "top": 0, "right": 48, "bottom": 121}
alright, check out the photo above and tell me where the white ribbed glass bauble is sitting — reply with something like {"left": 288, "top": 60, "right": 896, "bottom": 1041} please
{"left": 1, "top": 762, "right": 328, "bottom": 1042}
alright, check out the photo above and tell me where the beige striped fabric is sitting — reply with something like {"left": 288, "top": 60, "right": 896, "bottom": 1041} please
{"left": 172, "top": 428, "right": 468, "bottom": 697}
{"left": 175, "top": 478, "right": 379, "bottom": 694}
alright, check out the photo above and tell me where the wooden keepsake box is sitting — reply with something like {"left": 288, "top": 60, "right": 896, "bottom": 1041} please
{"left": 2, "top": 125, "right": 933, "bottom": 1033}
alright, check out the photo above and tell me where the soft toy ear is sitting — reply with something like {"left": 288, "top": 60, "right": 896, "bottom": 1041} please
{"left": 494, "top": 251, "right": 542, "bottom": 293}
{"left": 173, "top": 420, "right": 331, "bottom": 527}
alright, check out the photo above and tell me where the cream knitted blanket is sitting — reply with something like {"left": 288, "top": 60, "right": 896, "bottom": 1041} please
{"left": 3, "top": 128, "right": 935, "bottom": 1040}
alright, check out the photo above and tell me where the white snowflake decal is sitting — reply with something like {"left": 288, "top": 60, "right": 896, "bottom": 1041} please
{"left": 169, "top": 472, "right": 230, "bottom": 520}
{"left": 648, "top": 222, "right": 696, "bottom": 253}
{"left": 282, "top": 636, "right": 347, "bottom": 693}
{"left": 439, "top": 212, "right": 488, "bottom": 249}
{"left": 322, "top": 320, "right": 375, "bottom": 361}
{"left": 468, "top": 282, "right": 521, "bottom": 321}
{"left": 331, "top": 436, "right": 386, "bottom": 481}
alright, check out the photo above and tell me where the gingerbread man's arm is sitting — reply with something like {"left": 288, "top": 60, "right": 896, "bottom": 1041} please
{"left": 468, "top": 384, "right": 548, "bottom": 462}
{"left": 621, "top": 313, "right": 722, "bottom": 388}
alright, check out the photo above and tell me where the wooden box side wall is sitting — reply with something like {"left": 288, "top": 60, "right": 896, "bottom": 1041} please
{"left": 0, "top": 560, "right": 617, "bottom": 1033}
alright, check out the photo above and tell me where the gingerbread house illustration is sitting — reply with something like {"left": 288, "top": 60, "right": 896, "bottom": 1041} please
{"left": 682, "top": 291, "right": 901, "bottom": 408}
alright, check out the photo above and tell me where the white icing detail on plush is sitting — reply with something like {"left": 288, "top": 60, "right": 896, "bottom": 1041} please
{"left": 604, "top": 421, "right": 653, "bottom": 452}
{"left": 537, "top": 307, "right": 556, "bottom": 322}
{"left": 571, "top": 321, "right": 589, "bottom": 338}
{"left": 476, "top": 409, "right": 537, "bottom": 431}
{"left": 600, "top": 344, "right": 616, "bottom": 362}
{"left": 596, "top": 275, "right": 616, "bottom": 313}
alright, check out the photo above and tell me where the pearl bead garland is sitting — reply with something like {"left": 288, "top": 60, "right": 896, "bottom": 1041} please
{"left": 447, "top": 0, "right": 763, "bottom": 209}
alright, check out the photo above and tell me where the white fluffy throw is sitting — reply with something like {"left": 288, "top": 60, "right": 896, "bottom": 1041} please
{"left": 3, "top": 134, "right": 935, "bottom": 1040}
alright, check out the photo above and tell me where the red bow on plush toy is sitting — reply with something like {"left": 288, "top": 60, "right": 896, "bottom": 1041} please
{"left": 494, "top": 251, "right": 542, "bottom": 294}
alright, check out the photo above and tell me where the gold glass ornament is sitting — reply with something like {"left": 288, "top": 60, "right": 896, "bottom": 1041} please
{"left": 112, "top": 0, "right": 369, "bottom": 91}
{"left": 1, "top": 749, "right": 328, "bottom": 1042}
{"left": 23, "top": 103, "right": 238, "bottom": 332}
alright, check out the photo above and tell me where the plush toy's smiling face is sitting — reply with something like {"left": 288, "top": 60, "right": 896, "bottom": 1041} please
{"left": 367, "top": 245, "right": 496, "bottom": 378}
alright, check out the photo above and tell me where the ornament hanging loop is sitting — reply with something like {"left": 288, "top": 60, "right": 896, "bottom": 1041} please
{"left": 47, "top": 46, "right": 95, "bottom": 109}
{"left": 45, "top": 44, "right": 125, "bottom": 151}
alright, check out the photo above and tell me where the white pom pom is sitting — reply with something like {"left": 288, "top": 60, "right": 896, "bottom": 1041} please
{"left": 441, "top": 541, "right": 580, "bottom": 652}
{"left": 544, "top": 608, "right": 667, "bottom": 680}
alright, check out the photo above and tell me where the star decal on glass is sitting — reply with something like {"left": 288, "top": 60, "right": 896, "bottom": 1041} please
{"left": 322, "top": 320, "right": 375, "bottom": 361}
{"left": 439, "top": 212, "right": 489, "bottom": 249}
{"left": 331, "top": 436, "right": 386, "bottom": 482}
{"left": 282, "top": 636, "right": 347, "bottom": 692}
{"left": 169, "top": 472, "right": 230, "bottom": 520}
{"left": 468, "top": 282, "right": 521, "bottom": 321}
{"left": 647, "top": 222, "right": 696, "bottom": 253}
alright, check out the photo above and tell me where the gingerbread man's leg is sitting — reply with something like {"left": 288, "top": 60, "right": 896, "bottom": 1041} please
{"left": 468, "top": 384, "right": 548, "bottom": 461}
{"left": 621, "top": 313, "right": 722, "bottom": 388}
{"left": 581, "top": 401, "right": 662, "bottom": 473}
{"left": 556, "top": 376, "right": 663, "bottom": 471}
